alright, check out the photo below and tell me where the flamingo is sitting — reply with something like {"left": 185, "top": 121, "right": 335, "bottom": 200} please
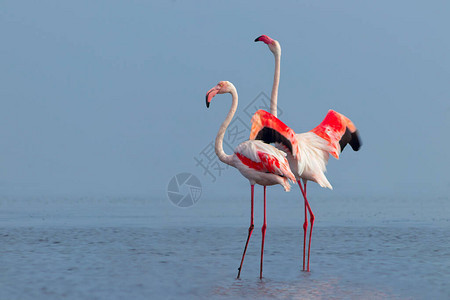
{"left": 253, "top": 35, "right": 362, "bottom": 272}
{"left": 205, "top": 81, "right": 296, "bottom": 279}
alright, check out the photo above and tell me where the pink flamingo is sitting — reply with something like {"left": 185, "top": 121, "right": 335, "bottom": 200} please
{"left": 205, "top": 81, "right": 296, "bottom": 279}
{"left": 254, "top": 35, "right": 362, "bottom": 272}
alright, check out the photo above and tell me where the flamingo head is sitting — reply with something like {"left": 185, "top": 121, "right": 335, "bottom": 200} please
{"left": 254, "top": 34, "right": 280, "bottom": 55}
{"left": 205, "top": 81, "right": 235, "bottom": 108}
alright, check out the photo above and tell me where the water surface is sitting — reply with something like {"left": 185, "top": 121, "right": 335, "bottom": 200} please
{"left": 0, "top": 196, "right": 449, "bottom": 299}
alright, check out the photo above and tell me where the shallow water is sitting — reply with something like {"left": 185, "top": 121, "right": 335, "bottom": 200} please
{"left": 0, "top": 197, "right": 449, "bottom": 299}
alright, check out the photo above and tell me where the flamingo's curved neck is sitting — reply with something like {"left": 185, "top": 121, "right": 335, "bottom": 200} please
{"left": 215, "top": 88, "right": 237, "bottom": 167}
{"left": 270, "top": 49, "right": 281, "bottom": 118}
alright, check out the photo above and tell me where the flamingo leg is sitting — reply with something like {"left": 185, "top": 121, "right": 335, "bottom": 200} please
{"left": 303, "top": 181, "right": 315, "bottom": 272}
{"left": 298, "top": 180, "right": 307, "bottom": 271}
{"left": 260, "top": 186, "right": 267, "bottom": 279}
{"left": 237, "top": 185, "right": 255, "bottom": 279}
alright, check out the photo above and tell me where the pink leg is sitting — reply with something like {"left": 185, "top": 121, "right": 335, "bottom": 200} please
{"left": 237, "top": 185, "right": 255, "bottom": 279}
{"left": 260, "top": 186, "right": 267, "bottom": 279}
{"left": 304, "top": 180, "right": 307, "bottom": 195}
{"left": 298, "top": 181, "right": 307, "bottom": 271}
{"left": 303, "top": 181, "right": 315, "bottom": 272}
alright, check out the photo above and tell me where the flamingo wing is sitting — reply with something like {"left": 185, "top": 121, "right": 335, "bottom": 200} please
{"left": 250, "top": 109, "right": 361, "bottom": 160}
{"left": 249, "top": 110, "right": 301, "bottom": 161}
{"left": 310, "top": 110, "right": 361, "bottom": 159}
{"left": 235, "top": 140, "right": 296, "bottom": 181}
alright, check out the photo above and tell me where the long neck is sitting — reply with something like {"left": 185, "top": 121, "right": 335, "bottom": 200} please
{"left": 270, "top": 50, "right": 280, "bottom": 118}
{"left": 215, "top": 89, "right": 237, "bottom": 166}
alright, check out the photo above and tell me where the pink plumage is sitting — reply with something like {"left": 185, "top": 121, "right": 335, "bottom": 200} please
{"left": 205, "top": 81, "right": 296, "bottom": 279}
{"left": 254, "top": 34, "right": 362, "bottom": 272}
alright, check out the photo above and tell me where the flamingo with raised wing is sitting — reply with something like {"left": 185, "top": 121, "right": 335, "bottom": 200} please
{"left": 253, "top": 35, "right": 362, "bottom": 272}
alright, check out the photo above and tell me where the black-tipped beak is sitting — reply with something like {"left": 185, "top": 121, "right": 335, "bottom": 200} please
{"left": 254, "top": 35, "right": 263, "bottom": 42}
{"left": 205, "top": 86, "right": 219, "bottom": 107}
{"left": 205, "top": 92, "right": 211, "bottom": 108}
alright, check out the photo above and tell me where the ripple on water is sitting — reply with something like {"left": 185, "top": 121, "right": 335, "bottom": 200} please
{"left": 0, "top": 226, "right": 448, "bottom": 299}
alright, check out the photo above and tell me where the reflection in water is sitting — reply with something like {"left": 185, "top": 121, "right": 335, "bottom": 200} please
{"left": 212, "top": 276, "right": 404, "bottom": 299}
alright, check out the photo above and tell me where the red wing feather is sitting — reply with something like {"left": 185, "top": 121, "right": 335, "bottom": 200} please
{"left": 235, "top": 142, "right": 296, "bottom": 182}
{"left": 250, "top": 110, "right": 300, "bottom": 160}
{"left": 310, "top": 110, "right": 361, "bottom": 159}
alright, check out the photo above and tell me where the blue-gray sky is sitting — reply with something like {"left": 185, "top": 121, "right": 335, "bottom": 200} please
{"left": 1, "top": 1, "right": 449, "bottom": 199}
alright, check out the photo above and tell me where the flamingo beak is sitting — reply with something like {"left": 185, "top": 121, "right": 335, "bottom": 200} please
{"left": 254, "top": 35, "right": 273, "bottom": 45}
{"left": 205, "top": 87, "right": 219, "bottom": 108}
